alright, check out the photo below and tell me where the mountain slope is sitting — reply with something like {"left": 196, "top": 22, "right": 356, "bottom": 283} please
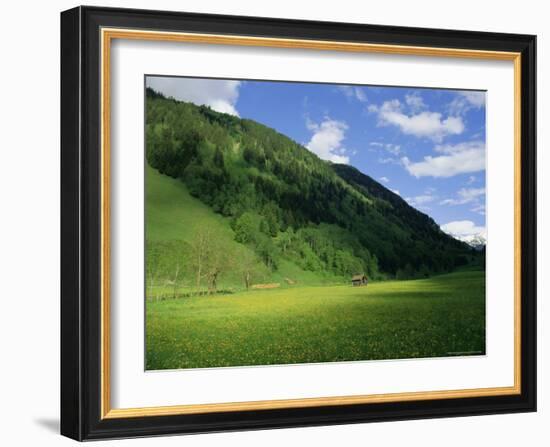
{"left": 145, "top": 87, "right": 479, "bottom": 280}
{"left": 146, "top": 163, "right": 344, "bottom": 289}
{"left": 330, "top": 163, "right": 474, "bottom": 271}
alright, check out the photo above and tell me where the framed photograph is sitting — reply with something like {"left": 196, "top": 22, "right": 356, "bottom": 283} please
{"left": 61, "top": 6, "right": 536, "bottom": 441}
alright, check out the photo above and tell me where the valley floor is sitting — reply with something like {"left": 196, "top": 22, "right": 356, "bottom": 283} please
{"left": 146, "top": 270, "right": 485, "bottom": 370}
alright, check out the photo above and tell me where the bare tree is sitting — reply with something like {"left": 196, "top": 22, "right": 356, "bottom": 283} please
{"left": 190, "top": 227, "right": 233, "bottom": 294}
{"left": 171, "top": 262, "right": 180, "bottom": 299}
{"left": 146, "top": 242, "right": 161, "bottom": 300}
{"left": 203, "top": 242, "right": 230, "bottom": 293}
{"left": 190, "top": 227, "right": 212, "bottom": 291}
{"left": 238, "top": 249, "right": 260, "bottom": 290}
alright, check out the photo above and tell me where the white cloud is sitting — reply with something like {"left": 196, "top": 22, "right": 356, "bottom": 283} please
{"left": 391, "top": 189, "right": 401, "bottom": 196}
{"left": 461, "top": 91, "right": 486, "bottom": 107}
{"left": 305, "top": 117, "right": 318, "bottom": 132}
{"left": 355, "top": 89, "right": 367, "bottom": 103}
{"left": 305, "top": 117, "right": 350, "bottom": 164}
{"left": 405, "top": 194, "right": 436, "bottom": 207}
{"left": 338, "top": 86, "right": 367, "bottom": 102}
{"left": 146, "top": 76, "right": 241, "bottom": 116}
{"left": 471, "top": 204, "right": 486, "bottom": 215}
{"left": 370, "top": 141, "right": 402, "bottom": 156}
{"left": 367, "top": 104, "right": 379, "bottom": 113}
{"left": 378, "top": 157, "right": 400, "bottom": 165}
{"left": 402, "top": 141, "right": 485, "bottom": 178}
{"left": 373, "top": 99, "right": 464, "bottom": 141}
{"left": 405, "top": 92, "right": 426, "bottom": 112}
{"left": 379, "top": 176, "right": 390, "bottom": 183}
{"left": 440, "top": 187, "right": 486, "bottom": 206}
{"left": 441, "top": 220, "right": 486, "bottom": 243}
{"left": 434, "top": 141, "right": 483, "bottom": 155}
{"left": 467, "top": 175, "right": 477, "bottom": 185}
{"left": 384, "top": 143, "right": 401, "bottom": 156}
{"left": 448, "top": 91, "right": 486, "bottom": 116}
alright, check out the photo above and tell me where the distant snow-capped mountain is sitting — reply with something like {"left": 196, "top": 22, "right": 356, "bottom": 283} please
{"left": 454, "top": 233, "right": 486, "bottom": 250}
{"left": 440, "top": 220, "right": 486, "bottom": 250}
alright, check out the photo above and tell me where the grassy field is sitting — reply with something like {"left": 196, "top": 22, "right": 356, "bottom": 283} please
{"left": 146, "top": 270, "right": 485, "bottom": 370}
{"left": 146, "top": 163, "right": 235, "bottom": 243}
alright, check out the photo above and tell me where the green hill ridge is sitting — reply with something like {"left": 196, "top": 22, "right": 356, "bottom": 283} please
{"left": 145, "top": 88, "right": 481, "bottom": 295}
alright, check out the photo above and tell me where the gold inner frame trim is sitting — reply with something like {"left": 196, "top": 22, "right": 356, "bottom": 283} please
{"left": 100, "top": 27, "right": 522, "bottom": 419}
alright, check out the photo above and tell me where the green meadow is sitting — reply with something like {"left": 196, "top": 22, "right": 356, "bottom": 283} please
{"left": 144, "top": 93, "right": 486, "bottom": 370}
{"left": 146, "top": 270, "right": 485, "bottom": 370}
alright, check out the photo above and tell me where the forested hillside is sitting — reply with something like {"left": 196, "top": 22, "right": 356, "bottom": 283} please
{"left": 145, "top": 88, "right": 480, "bottom": 292}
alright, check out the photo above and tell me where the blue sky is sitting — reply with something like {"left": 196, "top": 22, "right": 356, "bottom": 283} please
{"left": 146, "top": 76, "right": 486, "bottom": 242}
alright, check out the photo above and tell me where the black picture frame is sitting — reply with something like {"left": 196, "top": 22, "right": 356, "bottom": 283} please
{"left": 61, "top": 5, "right": 536, "bottom": 441}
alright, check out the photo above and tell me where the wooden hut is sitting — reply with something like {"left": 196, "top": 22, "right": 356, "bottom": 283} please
{"left": 351, "top": 274, "right": 368, "bottom": 287}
